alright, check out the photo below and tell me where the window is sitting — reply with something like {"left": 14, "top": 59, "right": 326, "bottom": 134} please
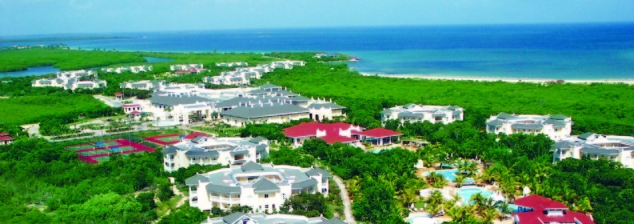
{"left": 265, "top": 205, "right": 269, "bottom": 209}
{"left": 322, "top": 188, "right": 328, "bottom": 193}
{"left": 264, "top": 194, "right": 269, "bottom": 198}
{"left": 282, "top": 193, "right": 287, "bottom": 200}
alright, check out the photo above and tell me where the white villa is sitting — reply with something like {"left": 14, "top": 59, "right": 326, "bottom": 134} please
{"left": 216, "top": 62, "right": 248, "bottom": 67}
{"left": 270, "top": 60, "right": 305, "bottom": 69}
{"left": 31, "top": 70, "right": 106, "bottom": 90}
{"left": 217, "top": 84, "right": 345, "bottom": 127}
{"left": 381, "top": 104, "right": 464, "bottom": 125}
{"left": 162, "top": 136, "right": 269, "bottom": 172}
{"left": 101, "top": 65, "right": 152, "bottom": 73}
{"left": 119, "top": 80, "right": 166, "bottom": 90}
{"left": 203, "top": 212, "right": 346, "bottom": 224}
{"left": 204, "top": 61, "right": 304, "bottom": 87}
{"left": 148, "top": 90, "right": 215, "bottom": 125}
{"left": 486, "top": 113, "right": 572, "bottom": 141}
{"left": 170, "top": 64, "right": 206, "bottom": 74}
{"left": 185, "top": 162, "right": 331, "bottom": 213}
{"left": 553, "top": 133, "right": 634, "bottom": 168}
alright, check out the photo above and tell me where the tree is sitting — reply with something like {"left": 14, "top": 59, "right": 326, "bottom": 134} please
{"left": 481, "top": 207, "right": 499, "bottom": 224}
{"left": 454, "top": 174, "right": 466, "bottom": 188}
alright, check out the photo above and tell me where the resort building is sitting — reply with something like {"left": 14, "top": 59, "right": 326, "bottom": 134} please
{"left": 270, "top": 60, "right": 305, "bottom": 69}
{"left": 185, "top": 162, "right": 331, "bottom": 213}
{"left": 216, "top": 84, "right": 345, "bottom": 127}
{"left": 486, "top": 113, "right": 572, "bottom": 141}
{"left": 31, "top": 70, "right": 107, "bottom": 90}
{"left": 216, "top": 62, "right": 248, "bottom": 67}
{"left": 219, "top": 101, "right": 311, "bottom": 127}
{"left": 313, "top": 53, "right": 340, "bottom": 59}
{"left": 119, "top": 80, "right": 166, "bottom": 91}
{"left": 284, "top": 122, "right": 402, "bottom": 148}
{"left": 101, "top": 65, "right": 152, "bottom": 73}
{"left": 148, "top": 91, "right": 215, "bottom": 125}
{"left": 552, "top": 133, "right": 634, "bottom": 168}
{"left": 0, "top": 132, "right": 14, "bottom": 145}
{"left": 202, "top": 212, "right": 346, "bottom": 224}
{"left": 162, "top": 135, "right": 269, "bottom": 172}
{"left": 381, "top": 104, "right": 464, "bottom": 125}
{"left": 513, "top": 195, "right": 594, "bottom": 224}
{"left": 204, "top": 62, "right": 302, "bottom": 87}
{"left": 170, "top": 64, "right": 206, "bottom": 74}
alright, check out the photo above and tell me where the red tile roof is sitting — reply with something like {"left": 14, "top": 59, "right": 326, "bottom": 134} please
{"left": 0, "top": 136, "right": 14, "bottom": 141}
{"left": 184, "top": 132, "right": 210, "bottom": 140}
{"left": 0, "top": 132, "right": 8, "bottom": 136}
{"left": 359, "top": 128, "right": 402, "bottom": 138}
{"left": 115, "top": 92, "right": 123, "bottom": 95}
{"left": 284, "top": 122, "right": 364, "bottom": 144}
{"left": 130, "top": 111, "right": 142, "bottom": 115}
{"left": 513, "top": 195, "right": 595, "bottom": 224}
{"left": 514, "top": 195, "right": 568, "bottom": 210}
{"left": 321, "top": 135, "right": 359, "bottom": 144}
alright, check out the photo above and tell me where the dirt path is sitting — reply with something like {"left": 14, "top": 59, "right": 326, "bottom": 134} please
{"left": 333, "top": 176, "right": 357, "bottom": 224}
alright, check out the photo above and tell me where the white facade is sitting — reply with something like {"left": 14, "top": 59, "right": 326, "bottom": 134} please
{"left": 486, "top": 113, "right": 572, "bottom": 141}
{"left": 216, "top": 62, "right": 248, "bottom": 67}
{"left": 203, "top": 212, "right": 344, "bottom": 224}
{"left": 163, "top": 136, "right": 270, "bottom": 172}
{"left": 147, "top": 90, "right": 215, "bottom": 125}
{"left": 119, "top": 80, "right": 166, "bottom": 90}
{"left": 553, "top": 133, "right": 634, "bottom": 168}
{"left": 185, "top": 162, "right": 331, "bottom": 213}
{"left": 381, "top": 104, "right": 464, "bottom": 125}
{"left": 31, "top": 70, "right": 106, "bottom": 90}
{"left": 203, "top": 62, "right": 302, "bottom": 87}
{"left": 171, "top": 64, "right": 204, "bottom": 71}
{"left": 101, "top": 65, "right": 152, "bottom": 73}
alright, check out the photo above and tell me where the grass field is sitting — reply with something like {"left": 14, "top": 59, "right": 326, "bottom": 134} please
{"left": 80, "top": 149, "right": 112, "bottom": 156}
{"left": 66, "top": 144, "right": 95, "bottom": 151}
{"left": 157, "top": 136, "right": 181, "bottom": 142}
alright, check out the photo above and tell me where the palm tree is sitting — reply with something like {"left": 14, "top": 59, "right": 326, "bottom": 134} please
{"left": 346, "top": 176, "right": 361, "bottom": 199}
{"left": 481, "top": 207, "right": 499, "bottom": 224}
{"left": 574, "top": 197, "right": 593, "bottom": 214}
{"left": 431, "top": 174, "right": 448, "bottom": 189}
{"left": 498, "top": 201, "right": 512, "bottom": 220}
{"left": 399, "top": 188, "right": 420, "bottom": 208}
{"left": 470, "top": 192, "right": 486, "bottom": 209}
{"left": 454, "top": 174, "right": 466, "bottom": 188}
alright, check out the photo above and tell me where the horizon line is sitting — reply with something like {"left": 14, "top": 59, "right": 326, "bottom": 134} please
{"left": 2, "top": 21, "right": 633, "bottom": 38}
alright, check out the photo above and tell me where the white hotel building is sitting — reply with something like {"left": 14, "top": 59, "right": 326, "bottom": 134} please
{"left": 162, "top": 136, "right": 270, "bottom": 172}
{"left": 486, "top": 113, "right": 572, "bottom": 141}
{"left": 381, "top": 104, "right": 464, "bottom": 125}
{"left": 185, "top": 162, "right": 331, "bottom": 213}
{"left": 553, "top": 133, "right": 634, "bottom": 169}
{"left": 31, "top": 70, "right": 107, "bottom": 90}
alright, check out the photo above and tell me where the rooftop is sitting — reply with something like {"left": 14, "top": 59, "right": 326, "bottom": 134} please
{"left": 203, "top": 212, "right": 345, "bottom": 224}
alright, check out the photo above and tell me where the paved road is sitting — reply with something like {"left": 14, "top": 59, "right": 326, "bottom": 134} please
{"left": 93, "top": 95, "right": 122, "bottom": 107}
{"left": 333, "top": 176, "right": 357, "bottom": 224}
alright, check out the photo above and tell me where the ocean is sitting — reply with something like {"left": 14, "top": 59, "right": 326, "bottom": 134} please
{"left": 2, "top": 23, "right": 634, "bottom": 79}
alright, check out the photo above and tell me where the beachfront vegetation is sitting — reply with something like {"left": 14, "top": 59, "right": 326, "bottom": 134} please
{"left": 256, "top": 60, "right": 634, "bottom": 135}
{"left": 0, "top": 48, "right": 146, "bottom": 72}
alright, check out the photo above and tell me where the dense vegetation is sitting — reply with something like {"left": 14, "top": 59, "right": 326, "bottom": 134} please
{"left": 255, "top": 60, "right": 634, "bottom": 135}
{"left": 0, "top": 48, "right": 146, "bottom": 72}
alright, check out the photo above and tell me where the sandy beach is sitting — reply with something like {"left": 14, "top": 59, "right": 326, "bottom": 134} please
{"left": 359, "top": 73, "right": 634, "bottom": 85}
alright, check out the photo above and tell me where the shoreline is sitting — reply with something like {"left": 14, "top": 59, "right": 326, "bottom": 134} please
{"left": 359, "top": 72, "right": 634, "bottom": 84}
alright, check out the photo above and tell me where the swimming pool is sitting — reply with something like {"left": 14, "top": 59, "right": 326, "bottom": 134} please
{"left": 406, "top": 213, "right": 435, "bottom": 224}
{"left": 457, "top": 187, "right": 494, "bottom": 205}
{"left": 154, "top": 120, "right": 181, "bottom": 127}
{"left": 423, "top": 169, "right": 458, "bottom": 182}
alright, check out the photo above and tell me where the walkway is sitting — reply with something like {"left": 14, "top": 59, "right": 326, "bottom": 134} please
{"left": 333, "top": 176, "right": 356, "bottom": 224}
{"left": 93, "top": 95, "right": 122, "bottom": 107}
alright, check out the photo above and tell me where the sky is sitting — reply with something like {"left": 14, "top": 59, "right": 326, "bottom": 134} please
{"left": 0, "top": 0, "right": 633, "bottom": 36}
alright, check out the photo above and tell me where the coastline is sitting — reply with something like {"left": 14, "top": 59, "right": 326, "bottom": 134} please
{"left": 359, "top": 72, "right": 634, "bottom": 85}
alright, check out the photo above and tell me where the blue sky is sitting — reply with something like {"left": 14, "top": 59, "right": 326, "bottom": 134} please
{"left": 1, "top": 0, "right": 633, "bottom": 36}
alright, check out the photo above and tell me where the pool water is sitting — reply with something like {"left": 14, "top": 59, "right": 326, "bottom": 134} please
{"left": 423, "top": 169, "right": 458, "bottom": 182}
{"left": 457, "top": 187, "right": 494, "bottom": 205}
{"left": 406, "top": 213, "right": 434, "bottom": 224}
{"left": 154, "top": 120, "right": 181, "bottom": 127}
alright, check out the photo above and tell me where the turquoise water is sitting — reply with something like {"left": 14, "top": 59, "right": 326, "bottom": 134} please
{"left": 144, "top": 57, "right": 172, "bottom": 63}
{"left": 424, "top": 169, "right": 458, "bottom": 182}
{"left": 457, "top": 187, "right": 494, "bottom": 205}
{"left": 406, "top": 213, "right": 433, "bottom": 223}
{"left": 2, "top": 23, "right": 633, "bottom": 79}
{"left": 0, "top": 66, "right": 59, "bottom": 77}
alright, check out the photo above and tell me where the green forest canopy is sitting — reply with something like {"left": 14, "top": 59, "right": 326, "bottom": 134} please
{"left": 255, "top": 61, "right": 634, "bottom": 135}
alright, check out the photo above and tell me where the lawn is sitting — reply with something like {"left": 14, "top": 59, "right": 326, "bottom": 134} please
{"left": 0, "top": 94, "right": 111, "bottom": 125}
